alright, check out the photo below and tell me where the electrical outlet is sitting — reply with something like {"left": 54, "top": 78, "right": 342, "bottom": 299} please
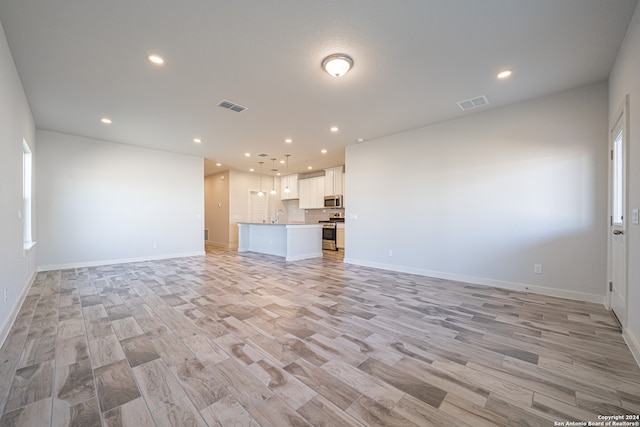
{"left": 153, "top": 242, "right": 158, "bottom": 249}
{"left": 534, "top": 264, "right": 543, "bottom": 274}
{"left": 388, "top": 249, "right": 393, "bottom": 257}
{"left": 633, "top": 208, "right": 639, "bottom": 225}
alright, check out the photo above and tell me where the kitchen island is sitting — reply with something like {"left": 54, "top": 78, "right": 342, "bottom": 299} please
{"left": 237, "top": 222, "right": 322, "bottom": 261}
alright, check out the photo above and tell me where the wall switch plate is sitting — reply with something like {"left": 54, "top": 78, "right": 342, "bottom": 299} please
{"left": 534, "top": 264, "right": 543, "bottom": 274}
{"left": 633, "top": 208, "right": 639, "bottom": 225}
{"left": 388, "top": 249, "right": 393, "bottom": 257}
{"left": 3, "top": 289, "right": 7, "bottom": 303}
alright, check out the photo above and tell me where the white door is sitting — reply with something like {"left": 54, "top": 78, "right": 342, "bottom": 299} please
{"left": 609, "top": 96, "right": 628, "bottom": 328}
{"left": 250, "top": 190, "right": 267, "bottom": 223}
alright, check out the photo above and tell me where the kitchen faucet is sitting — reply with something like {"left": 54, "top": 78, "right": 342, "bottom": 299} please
{"left": 275, "top": 209, "right": 286, "bottom": 224}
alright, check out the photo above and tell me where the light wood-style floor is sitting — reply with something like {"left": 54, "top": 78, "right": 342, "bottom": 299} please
{"left": 0, "top": 247, "right": 638, "bottom": 426}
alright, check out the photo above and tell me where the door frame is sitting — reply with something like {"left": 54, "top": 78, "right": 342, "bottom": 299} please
{"left": 248, "top": 189, "right": 269, "bottom": 223}
{"left": 607, "top": 94, "right": 629, "bottom": 328}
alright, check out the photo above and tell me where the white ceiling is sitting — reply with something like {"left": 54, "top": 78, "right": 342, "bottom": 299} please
{"left": 1, "top": 0, "right": 637, "bottom": 176}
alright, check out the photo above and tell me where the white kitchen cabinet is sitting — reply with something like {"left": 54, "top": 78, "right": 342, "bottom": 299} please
{"left": 336, "top": 223, "right": 345, "bottom": 249}
{"left": 324, "top": 166, "right": 344, "bottom": 196}
{"left": 298, "top": 176, "right": 325, "bottom": 209}
{"left": 280, "top": 174, "right": 299, "bottom": 200}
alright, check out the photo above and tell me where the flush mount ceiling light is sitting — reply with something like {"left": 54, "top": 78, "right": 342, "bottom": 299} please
{"left": 148, "top": 54, "right": 164, "bottom": 65}
{"left": 100, "top": 117, "right": 112, "bottom": 124}
{"left": 193, "top": 138, "right": 202, "bottom": 144}
{"left": 322, "top": 54, "right": 353, "bottom": 77}
{"left": 497, "top": 69, "right": 512, "bottom": 79}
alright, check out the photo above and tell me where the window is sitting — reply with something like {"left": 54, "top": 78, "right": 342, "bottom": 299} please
{"left": 612, "top": 128, "right": 624, "bottom": 226}
{"left": 23, "top": 138, "right": 34, "bottom": 249}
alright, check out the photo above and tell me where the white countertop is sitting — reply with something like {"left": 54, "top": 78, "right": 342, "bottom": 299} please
{"left": 237, "top": 222, "right": 320, "bottom": 226}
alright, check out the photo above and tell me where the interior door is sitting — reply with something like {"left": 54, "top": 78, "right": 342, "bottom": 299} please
{"left": 609, "top": 96, "right": 628, "bottom": 328}
{"left": 250, "top": 190, "right": 268, "bottom": 223}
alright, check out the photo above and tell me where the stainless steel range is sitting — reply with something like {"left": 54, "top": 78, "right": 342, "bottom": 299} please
{"left": 321, "top": 222, "right": 337, "bottom": 250}
{"left": 320, "top": 213, "right": 344, "bottom": 251}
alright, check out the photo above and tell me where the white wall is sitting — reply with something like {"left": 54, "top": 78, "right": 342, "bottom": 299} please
{"left": 609, "top": 2, "right": 640, "bottom": 363}
{"left": 0, "top": 20, "right": 37, "bottom": 343}
{"left": 36, "top": 130, "right": 204, "bottom": 269}
{"left": 345, "top": 82, "right": 608, "bottom": 303}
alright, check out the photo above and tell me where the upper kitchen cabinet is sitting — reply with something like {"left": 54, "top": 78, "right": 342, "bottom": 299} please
{"left": 299, "top": 176, "right": 325, "bottom": 209}
{"left": 280, "top": 174, "right": 299, "bottom": 200}
{"left": 324, "top": 166, "right": 344, "bottom": 196}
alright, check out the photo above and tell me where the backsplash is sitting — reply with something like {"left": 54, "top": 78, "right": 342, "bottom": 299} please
{"left": 303, "top": 208, "right": 345, "bottom": 223}
{"left": 276, "top": 200, "right": 345, "bottom": 224}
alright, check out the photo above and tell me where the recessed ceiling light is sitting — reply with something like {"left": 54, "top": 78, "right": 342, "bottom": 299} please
{"left": 285, "top": 138, "right": 292, "bottom": 143}
{"left": 497, "top": 69, "right": 512, "bottom": 79}
{"left": 148, "top": 54, "right": 164, "bottom": 65}
{"left": 100, "top": 117, "right": 112, "bottom": 124}
{"left": 216, "top": 163, "right": 221, "bottom": 167}
{"left": 321, "top": 149, "right": 327, "bottom": 154}
{"left": 249, "top": 168, "right": 254, "bottom": 172}
{"left": 193, "top": 138, "right": 202, "bottom": 144}
{"left": 356, "top": 137, "right": 365, "bottom": 143}
{"left": 330, "top": 126, "right": 339, "bottom": 132}
{"left": 280, "top": 160, "right": 285, "bottom": 164}
{"left": 245, "top": 153, "right": 251, "bottom": 157}
{"left": 307, "top": 166, "right": 313, "bottom": 170}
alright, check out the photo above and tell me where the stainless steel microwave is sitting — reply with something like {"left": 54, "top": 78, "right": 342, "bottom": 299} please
{"left": 324, "top": 195, "right": 343, "bottom": 208}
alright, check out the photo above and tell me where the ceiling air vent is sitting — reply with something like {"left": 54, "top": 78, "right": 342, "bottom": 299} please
{"left": 217, "top": 99, "right": 247, "bottom": 113}
{"left": 457, "top": 95, "right": 489, "bottom": 111}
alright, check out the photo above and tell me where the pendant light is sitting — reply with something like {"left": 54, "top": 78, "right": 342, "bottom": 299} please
{"left": 284, "top": 154, "right": 291, "bottom": 193}
{"left": 270, "top": 158, "right": 277, "bottom": 195}
{"left": 257, "top": 161, "right": 264, "bottom": 197}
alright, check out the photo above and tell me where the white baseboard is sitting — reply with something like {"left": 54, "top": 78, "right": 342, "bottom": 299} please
{"left": 623, "top": 329, "right": 640, "bottom": 368}
{"left": 286, "top": 252, "right": 323, "bottom": 261}
{"left": 343, "top": 257, "right": 605, "bottom": 305}
{"left": 0, "top": 271, "right": 36, "bottom": 348}
{"left": 37, "top": 251, "right": 205, "bottom": 272}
